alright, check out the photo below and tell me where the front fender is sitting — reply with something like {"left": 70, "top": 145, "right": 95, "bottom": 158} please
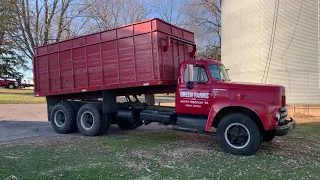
{"left": 205, "top": 100, "right": 279, "bottom": 131}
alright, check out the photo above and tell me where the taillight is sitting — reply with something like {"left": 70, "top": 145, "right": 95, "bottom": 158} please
{"left": 282, "top": 95, "right": 286, "bottom": 107}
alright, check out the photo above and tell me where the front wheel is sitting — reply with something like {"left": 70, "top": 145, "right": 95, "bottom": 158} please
{"left": 8, "top": 84, "right": 15, "bottom": 89}
{"left": 216, "top": 113, "right": 262, "bottom": 156}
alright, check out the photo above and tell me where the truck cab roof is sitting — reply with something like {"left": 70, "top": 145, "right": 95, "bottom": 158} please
{"left": 180, "top": 59, "right": 223, "bottom": 66}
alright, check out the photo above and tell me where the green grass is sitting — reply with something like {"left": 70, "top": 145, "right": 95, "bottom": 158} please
{"left": 0, "top": 88, "right": 45, "bottom": 104}
{"left": 0, "top": 89, "right": 175, "bottom": 104}
{"left": 1, "top": 123, "right": 320, "bottom": 180}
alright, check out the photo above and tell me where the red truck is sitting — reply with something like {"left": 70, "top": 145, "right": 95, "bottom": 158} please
{"left": 33, "top": 18, "right": 294, "bottom": 155}
{"left": 0, "top": 78, "right": 18, "bottom": 89}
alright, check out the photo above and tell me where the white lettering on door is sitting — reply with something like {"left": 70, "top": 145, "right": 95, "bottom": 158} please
{"left": 180, "top": 91, "right": 209, "bottom": 99}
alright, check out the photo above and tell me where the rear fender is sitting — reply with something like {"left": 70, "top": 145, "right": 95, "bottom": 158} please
{"left": 205, "top": 100, "right": 278, "bottom": 131}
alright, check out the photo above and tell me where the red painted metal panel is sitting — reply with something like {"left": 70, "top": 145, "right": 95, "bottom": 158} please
{"left": 59, "top": 50, "right": 73, "bottom": 89}
{"left": 60, "top": 40, "right": 71, "bottom": 51}
{"left": 172, "top": 26, "right": 183, "bottom": 38}
{"left": 183, "top": 31, "right": 195, "bottom": 42}
{"left": 101, "top": 30, "right": 116, "bottom": 42}
{"left": 86, "top": 44, "right": 101, "bottom": 86}
{"left": 38, "top": 55, "right": 49, "bottom": 91}
{"left": 101, "top": 40, "right": 118, "bottom": 84}
{"left": 118, "top": 26, "right": 133, "bottom": 39}
{"left": 135, "top": 33, "right": 153, "bottom": 81}
{"left": 48, "top": 53, "right": 60, "bottom": 90}
{"left": 73, "top": 47, "right": 87, "bottom": 88}
{"left": 38, "top": 46, "right": 46, "bottom": 56}
{"left": 48, "top": 44, "right": 59, "bottom": 53}
{"left": 134, "top": 21, "right": 151, "bottom": 35}
{"left": 72, "top": 37, "right": 85, "bottom": 48}
{"left": 86, "top": 33, "right": 100, "bottom": 45}
{"left": 34, "top": 18, "right": 196, "bottom": 96}
{"left": 118, "top": 37, "right": 135, "bottom": 83}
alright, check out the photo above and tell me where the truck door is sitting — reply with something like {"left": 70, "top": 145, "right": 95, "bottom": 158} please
{"left": 176, "top": 64, "right": 211, "bottom": 115}
{"left": 0, "top": 78, "right": 5, "bottom": 87}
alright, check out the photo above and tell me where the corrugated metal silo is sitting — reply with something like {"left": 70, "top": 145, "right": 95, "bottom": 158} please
{"left": 221, "top": 0, "right": 319, "bottom": 105}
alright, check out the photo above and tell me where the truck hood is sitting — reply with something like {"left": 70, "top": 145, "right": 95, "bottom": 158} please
{"left": 227, "top": 81, "right": 282, "bottom": 90}
{"left": 221, "top": 81, "right": 283, "bottom": 105}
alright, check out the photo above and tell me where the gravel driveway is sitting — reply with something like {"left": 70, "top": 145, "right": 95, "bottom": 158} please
{"left": 0, "top": 104, "right": 165, "bottom": 144}
{"left": 0, "top": 104, "right": 47, "bottom": 121}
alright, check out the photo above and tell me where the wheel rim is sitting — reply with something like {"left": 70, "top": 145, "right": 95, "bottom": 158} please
{"left": 80, "top": 111, "right": 94, "bottom": 130}
{"left": 224, "top": 123, "right": 251, "bottom": 149}
{"left": 54, "top": 110, "right": 66, "bottom": 128}
{"left": 9, "top": 84, "right": 14, "bottom": 89}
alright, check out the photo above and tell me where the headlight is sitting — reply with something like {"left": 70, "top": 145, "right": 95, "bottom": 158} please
{"left": 275, "top": 112, "right": 281, "bottom": 121}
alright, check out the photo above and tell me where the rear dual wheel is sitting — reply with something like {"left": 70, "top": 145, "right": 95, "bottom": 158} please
{"left": 50, "top": 102, "right": 109, "bottom": 136}
{"left": 50, "top": 102, "right": 77, "bottom": 134}
{"left": 77, "top": 104, "right": 110, "bottom": 136}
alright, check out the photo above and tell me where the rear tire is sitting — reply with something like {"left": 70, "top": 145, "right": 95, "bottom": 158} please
{"left": 67, "top": 101, "right": 82, "bottom": 131}
{"left": 216, "top": 113, "right": 262, "bottom": 156}
{"left": 50, "top": 102, "right": 77, "bottom": 134}
{"left": 77, "top": 104, "right": 109, "bottom": 136}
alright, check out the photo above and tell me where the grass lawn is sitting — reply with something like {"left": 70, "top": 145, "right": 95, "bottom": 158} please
{"left": 0, "top": 122, "right": 320, "bottom": 180}
{"left": 0, "top": 88, "right": 45, "bottom": 104}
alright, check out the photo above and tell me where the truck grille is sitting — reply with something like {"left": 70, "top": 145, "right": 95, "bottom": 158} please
{"left": 280, "top": 107, "right": 288, "bottom": 124}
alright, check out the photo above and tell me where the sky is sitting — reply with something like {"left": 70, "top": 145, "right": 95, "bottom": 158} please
{"left": 22, "top": 0, "right": 205, "bottom": 81}
{"left": 23, "top": 0, "right": 175, "bottom": 80}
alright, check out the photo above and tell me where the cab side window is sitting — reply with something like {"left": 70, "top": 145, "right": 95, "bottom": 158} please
{"left": 184, "top": 66, "right": 208, "bottom": 83}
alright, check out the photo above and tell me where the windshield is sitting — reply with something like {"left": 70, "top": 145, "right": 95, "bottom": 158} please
{"left": 209, "top": 64, "right": 230, "bottom": 81}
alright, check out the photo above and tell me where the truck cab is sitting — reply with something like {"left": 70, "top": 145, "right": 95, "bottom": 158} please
{"left": 0, "top": 78, "right": 18, "bottom": 89}
{"left": 173, "top": 59, "right": 294, "bottom": 155}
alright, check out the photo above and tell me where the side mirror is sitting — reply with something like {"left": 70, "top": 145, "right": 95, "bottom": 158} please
{"left": 187, "top": 64, "right": 194, "bottom": 82}
{"left": 226, "top": 68, "right": 230, "bottom": 72}
{"left": 187, "top": 81, "right": 194, "bottom": 89}
{"left": 186, "top": 64, "right": 194, "bottom": 89}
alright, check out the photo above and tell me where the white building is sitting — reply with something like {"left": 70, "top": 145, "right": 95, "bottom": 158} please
{"left": 221, "top": 0, "right": 319, "bottom": 105}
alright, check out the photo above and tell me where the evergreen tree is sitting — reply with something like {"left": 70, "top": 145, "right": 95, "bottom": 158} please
{"left": 0, "top": 0, "right": 28, "bottom": 79}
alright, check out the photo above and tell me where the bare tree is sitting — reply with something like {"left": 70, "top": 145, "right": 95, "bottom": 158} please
{"left": 0, "top": 0, "right": 16, "bottom": 46}
{"left": 151, "top": 0, "right": 222, "bottom": 59}
{"left": 85, "top": 0, "right": 150, "bottom": 31}
{"left": 152, "top": 0, "right": 193, "bottom": 28}
{"left": 189, "top": 0, "right": 222, "bottom": 59}
{"left": 9, "top": 0, "right": 94, "bottom": 59}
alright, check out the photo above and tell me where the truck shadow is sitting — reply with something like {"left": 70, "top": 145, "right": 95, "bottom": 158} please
{"left": 1, "top": 120, "right": 319, "bottom": 157}
{"left": 0, "top": 120, "right": 168, "bottom": 142}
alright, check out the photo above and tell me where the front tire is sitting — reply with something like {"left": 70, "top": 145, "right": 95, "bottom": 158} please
{"left": 50, "top": 102, "right": 77, "bottom": 134}
{"left": 77, "top": 104, "right": 109, "bottom": 136}
{"left": 8, "top": 84, "right": 15, "bottom": 89}
{"left": 216, "top": 113, "right": 262, "bottom": 156}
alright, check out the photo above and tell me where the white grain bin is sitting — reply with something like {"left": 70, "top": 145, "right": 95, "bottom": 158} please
{"left": 221, "top": 0, "right": 319, "bottom": 105}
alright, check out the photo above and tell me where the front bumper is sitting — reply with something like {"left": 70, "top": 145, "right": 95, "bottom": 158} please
{"left": 276, "top": 118, "right": 295, "bottom": 136}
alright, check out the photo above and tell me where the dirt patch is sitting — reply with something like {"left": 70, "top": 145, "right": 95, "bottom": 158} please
{"left": 0, "top": 104, "right": 47, "bottom": 121}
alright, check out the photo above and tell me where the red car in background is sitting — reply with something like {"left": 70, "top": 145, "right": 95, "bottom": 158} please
{"left": 0, "top": 78, "right": 18, "bottom": 89}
